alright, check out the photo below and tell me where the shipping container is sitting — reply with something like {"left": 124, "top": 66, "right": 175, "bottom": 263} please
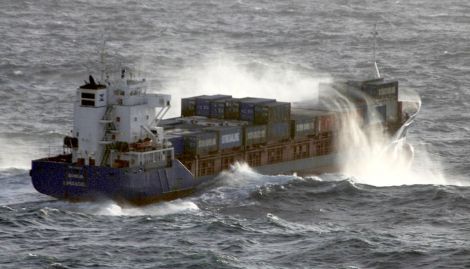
{"left": 206, "top": 126, "right": 242, "bottom": 150}
{"left": 362, "top": 80, "right": 398, "bottom": 100}
{"left": 317, "top": 113, "right": 336, "bottom": 133}
{"left": 167, "top": 135, "right": 184, "bottom": 156}
{"left": 254, "top": 101, "right": 291, "bottom": 124}
{"left": 196, "top": 95, "right": 231, "bottom": 117}
{"left": 181, "top": 97, "right": 196, "bottom": 117}
{"left": 243, "top": 125, "right": 267, "bottom": 146}
{"left": 224, "top": 98, "right": 241, "bottom": 120}
{"left": 184, "top": 131, "right": 218, "bottom": 155}
{"left": 239, "top": 97, "right": 276, "bottom": 122}
{"left": 291, "top": 108, "right": 336, "bottom": 134}
{"left": 210, "top": 99, "right": 226, "bottom": 119}
{"left": 267, "top": 121, "right": 290, "bottom": 142}
{"left": 290, "top": 115, "right": 315, "bottom": 138}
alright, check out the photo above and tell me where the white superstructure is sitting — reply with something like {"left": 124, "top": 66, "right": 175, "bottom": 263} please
{"left": 71, "top": 72, "right": 172, "bottom": 168}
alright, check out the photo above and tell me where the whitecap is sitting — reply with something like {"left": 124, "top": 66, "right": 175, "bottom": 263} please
{"left": 95, "top": 199, "right": 200, "bottom": 217}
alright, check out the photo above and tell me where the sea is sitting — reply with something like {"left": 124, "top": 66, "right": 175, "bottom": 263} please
{"left": 1, "top": 0, "right": 470, "bottom": 268}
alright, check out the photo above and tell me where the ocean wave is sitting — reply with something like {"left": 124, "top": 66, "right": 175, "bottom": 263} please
{"left": 69, "top": 199, "right": 200, "bottom": 217}
{"left": 253, "top": 177, "right": 363, "bottom": 202}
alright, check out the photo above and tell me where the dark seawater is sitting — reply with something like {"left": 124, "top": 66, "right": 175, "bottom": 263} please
{"left": 1, "top": 0, "right": 470, "bottom": 268}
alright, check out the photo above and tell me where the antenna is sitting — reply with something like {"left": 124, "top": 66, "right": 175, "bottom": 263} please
{"left": 372, "top": 23, "right": 381, "bottom": 79}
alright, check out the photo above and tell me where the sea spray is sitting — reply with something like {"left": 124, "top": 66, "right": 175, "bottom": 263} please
{"left": 198, "top": 162, "right": 299, "bottom": 206}
{"left": 323, "top": 87, "right": 447, "bottom": 186}
{"left": 161, "top": 54, "right": 330, "bottom": 117}
{"left": 0, "top": 132, "right": 64, "bottom": 170}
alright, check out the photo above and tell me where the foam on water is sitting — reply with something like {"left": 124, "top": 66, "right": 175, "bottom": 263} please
{"left": 1, "top": 0, "right": 470, "bottom": 267}
{"left": 198, "top": 162, "right": 300, "bottom": 206}
{"left": 266, "top": 213, "right": 329, "bottom": 234}
{"left": 95, "top": 200, "right": 200, "bottom": 216}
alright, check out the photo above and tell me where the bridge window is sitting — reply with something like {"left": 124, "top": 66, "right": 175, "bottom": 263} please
{"left": 81, "top": 100, "right": 95, "bottom": 106}
{"left": 81, "top": 93, "right": 95, "bottom": 99}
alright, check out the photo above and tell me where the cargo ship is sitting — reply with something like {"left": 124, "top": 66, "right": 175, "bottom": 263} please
{"left": 30, "top": 68, "right": 418, "bottom": 205}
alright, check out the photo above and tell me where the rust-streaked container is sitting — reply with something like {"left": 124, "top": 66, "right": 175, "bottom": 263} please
{"left": 291, "top": 108, "right": 336, "bottom": 134}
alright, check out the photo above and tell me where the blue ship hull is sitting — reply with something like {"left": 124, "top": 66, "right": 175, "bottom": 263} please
{"left": 30, "top": 153, "right": 342, "bottom": 205}
{"left": 30, "top": 159, "right": 198, "bottom": 205}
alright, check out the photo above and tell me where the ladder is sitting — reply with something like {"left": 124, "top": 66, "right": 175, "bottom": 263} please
{"left": 100, "top": 105, "right": 117, "bottom": 166}
{"left": 101, "top": 144, "right": 111, "bottom": 166}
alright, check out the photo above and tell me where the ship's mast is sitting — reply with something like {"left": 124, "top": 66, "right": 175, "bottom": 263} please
{"left": 372, "top": 23, "right": 381, "bottom": 79}
{"left": 100, "top": 39, "right": 106, "bottom": 82}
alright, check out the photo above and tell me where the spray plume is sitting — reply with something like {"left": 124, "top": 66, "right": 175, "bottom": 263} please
{"left": 323, "top": 86, "right": 448, "bottom": 186}
{"left": 162, "top": 54, "right": 331, "bottom": 117}
{"left": 162, "top": 54, "right": 452, "bottom": 186}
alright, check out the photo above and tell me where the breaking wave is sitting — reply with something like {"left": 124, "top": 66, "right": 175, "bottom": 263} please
{"left": 197, "top": 162, "right": 300, "bottom": 206}
{"left": 92, "top": 200, "right": 200, "bottom": 216}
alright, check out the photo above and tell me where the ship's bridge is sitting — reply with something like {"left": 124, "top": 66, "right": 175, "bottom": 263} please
{"left": 77, "top": 75, "right": 108, "bottom": 108}
{"left": 71, "top": 72, "right": 172, "bottom": 168}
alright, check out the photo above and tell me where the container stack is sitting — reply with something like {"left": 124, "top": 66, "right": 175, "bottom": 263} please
{"left": 166, "top": 135, "right": 184, "bottom": 155}
{"left": 254, "top": 102, "right": 290, "bottom": 124}
{"left": 210, "top": 99, "right": 227, "bottom": 119}
{"left": 291, "top": 107, "right": 337, "bottom": 135}
{"left": 223, "top": 98, "right": 242, "bottom": 120}
{"left": 253, "top": 101, "right": 291, "bottom": 142}
{"left": 239, "top": 98, "right": 276, "bottom": 122}
{"left": 181, "top": 95, "right": 232, "bottom": 117}
{"left": 206, "top": 126, "right": 243, "bottom": 150}
{"left": 173, "top": 77, "right": 399, "bottom": 158}
{"left": 176, "top": 94, "right": 333, "bottom": 155}
{"left": 184, "top": 131, "right": 218, "bottom": 155}
{"left": 243, "top": 125, "right": 267, "bottom": 146}
{"left": 181, "top": 97, "right": 197, "bottom": 117}
{"left": 196, "top": 95, "right": 232, "bottom": 117}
